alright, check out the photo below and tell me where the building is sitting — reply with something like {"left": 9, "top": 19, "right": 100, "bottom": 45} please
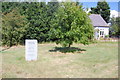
{"left": 89, "top": 14, "right": 109, "bottom": 39}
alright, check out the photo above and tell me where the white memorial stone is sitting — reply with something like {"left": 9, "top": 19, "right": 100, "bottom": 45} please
{"left": 25, "top": 39, "right": 38, "bottom": 61}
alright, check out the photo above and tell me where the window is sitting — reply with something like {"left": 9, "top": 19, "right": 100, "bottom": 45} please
{"left": 100, "top": 31, "right": 104, "bottom": 35}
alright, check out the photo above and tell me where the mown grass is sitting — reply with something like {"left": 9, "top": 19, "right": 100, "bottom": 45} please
{"left": 1, "top": 42, "right": 118, "bottom": 78}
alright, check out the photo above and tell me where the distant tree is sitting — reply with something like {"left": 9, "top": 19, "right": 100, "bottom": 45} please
{"left": 90, "top": 1, "right": 110, "bottom": 23}
{"left": 109, "top": 17, "right": 120, "bottom": 37}
{"left": 2, "top": 8, "right": 27, "bottom": 47}
{"left": 90, "top": 7, "right": 98, "bottom": 14}
{"left": 50, "top": 2, "right": 94, "bottom": 47}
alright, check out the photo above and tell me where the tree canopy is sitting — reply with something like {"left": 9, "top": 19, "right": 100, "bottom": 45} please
{"left": 109, "top": 17, "right": 120, "bottom": 37}
{"left": 2, "top": 2, "right": 94, "bottom": 47}
{"left": 49, "top": 2, "right": 93, "bottom": 47}
{"left": 2, "top": 8, "right": 27, "bottom": 46}
{"left": 90, "top": 1, "right": 110, "bottom": 23}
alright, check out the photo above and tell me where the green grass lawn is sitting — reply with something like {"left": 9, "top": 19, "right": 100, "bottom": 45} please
{"left": 1, "top": 42, "right": 118, "bottom": 78}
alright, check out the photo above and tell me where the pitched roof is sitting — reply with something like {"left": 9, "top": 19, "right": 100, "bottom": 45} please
{"left": 89, "top": 14, "right": 109, "bottom": 27}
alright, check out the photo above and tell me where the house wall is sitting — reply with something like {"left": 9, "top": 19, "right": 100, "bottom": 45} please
{"left": 94, "top": 26, "right": 109, "bottom": 39}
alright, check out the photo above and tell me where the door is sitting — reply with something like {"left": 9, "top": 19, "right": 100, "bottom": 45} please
{"left": 99, "top": 30, "right": 104, "bottom": 38}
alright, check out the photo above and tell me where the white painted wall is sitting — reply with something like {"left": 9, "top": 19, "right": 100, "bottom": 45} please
{"left": 94, "top": 26, "right": 109, "bottom": 39}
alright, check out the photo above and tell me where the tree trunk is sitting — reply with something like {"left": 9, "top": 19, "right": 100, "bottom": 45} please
{"left": 68, "top": 44, "right": 71, "bottom": 48}
{"left": 9, "top": 31, "right": 13, "bottom": 47}
{"left": 9, "top": 35, "right": 12, "bottom": 47}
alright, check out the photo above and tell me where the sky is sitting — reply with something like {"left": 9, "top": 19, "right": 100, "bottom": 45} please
{"left": 45, "top": 0, "right": 119, "bottom": 11}
{"left": 81, "top": 2, "right": 118, "bottom": 11}
{"left": 81, "top": 2, "right": 119, "bottom": 18}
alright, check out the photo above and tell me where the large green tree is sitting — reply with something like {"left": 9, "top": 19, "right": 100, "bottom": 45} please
{"left": 2, "top": 2, "right": 21, "bottom": 14}
{"left": 45, "top": 1, "right": 59, "bottom": 41}
{"left": 2, "top": 2, "right": 59, "bottom": 46}
{"left": 50, "top": 2, "right": 94, "bottom": 47}
{"left": 90, "top": 1, "right": 110, "bottom": 23}
{"left": 2, "top": 2, "right": 94, "bottom": 47}
{"left": 23, "top": 2, "right": 48, "bottom": 42}
{"left": 20, "top": 2, "right": 59, "bottom": 42}
{"left": 2, "top": 8, "right": 27, "bottom": 47}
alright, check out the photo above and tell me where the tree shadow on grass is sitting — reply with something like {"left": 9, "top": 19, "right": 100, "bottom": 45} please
{"left": 1, "top": 47, "right": 10, "bottom": 52}
{"left": 49, "top": 47, "right": 86, "bottom": 53}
